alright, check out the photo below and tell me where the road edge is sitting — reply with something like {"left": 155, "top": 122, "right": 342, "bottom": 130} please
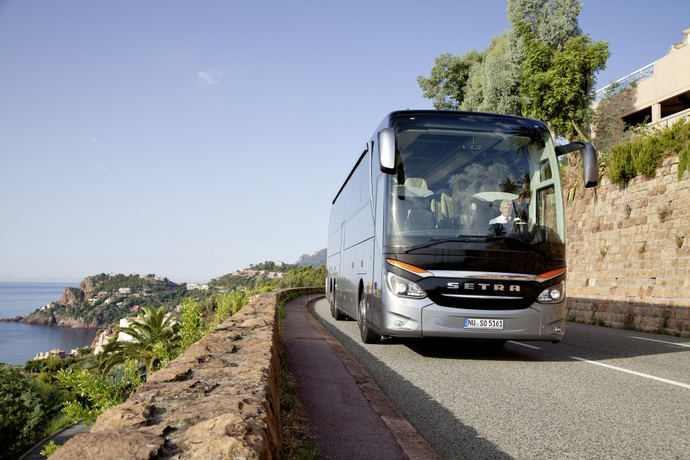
{"left": 303, "top": 296, "right": 438, "bottom": 460}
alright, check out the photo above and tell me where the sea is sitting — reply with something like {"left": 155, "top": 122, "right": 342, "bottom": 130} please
{"left": 0, "top": 282, "right": 99, "bottom": 366}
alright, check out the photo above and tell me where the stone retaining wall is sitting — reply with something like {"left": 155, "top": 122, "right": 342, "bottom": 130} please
{"left": 53, "top": 287, "right": 323, "bottom": 460}
{"left": 566, "top": 157, "right": 690, "bottom": 336}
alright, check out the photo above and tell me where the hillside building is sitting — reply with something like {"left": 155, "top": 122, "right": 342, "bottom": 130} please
{"left": 186, "top": 283, "right": 209, "bottom": 290}
{"left": 594, "top": 27, "right": 690, "bottom": 129}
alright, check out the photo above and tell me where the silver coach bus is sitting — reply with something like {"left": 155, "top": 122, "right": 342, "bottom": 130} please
{"left": 326, "top": 110, "right": 598, "bottom": 345}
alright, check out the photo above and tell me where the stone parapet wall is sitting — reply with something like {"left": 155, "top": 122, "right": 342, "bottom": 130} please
{"left": 53, "top": 287, "right": 323, "bottom": 460}
{"left": 566, "top": 157, "right": 690, "bottom": 336}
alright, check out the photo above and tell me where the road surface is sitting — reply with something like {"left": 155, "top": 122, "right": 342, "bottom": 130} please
{"left": 311, "top": 298, "right": 690, "bottom": 459}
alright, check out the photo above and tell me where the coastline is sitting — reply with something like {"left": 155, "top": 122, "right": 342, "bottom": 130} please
{"left": 0, "top": 314, "right": 103, "bottom": 328}
{"left": 0, "top": 282, "right": 102, "bottom": 365}
{"left": 0, "top": 322, "right": 100, "bottom": 366}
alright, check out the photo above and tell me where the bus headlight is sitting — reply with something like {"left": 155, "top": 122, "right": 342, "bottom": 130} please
{"left": 537, "top": 282, "right": 564, "bottom": 303}
{"left": 386, "top": 272, "right": 426, "bottom": 298}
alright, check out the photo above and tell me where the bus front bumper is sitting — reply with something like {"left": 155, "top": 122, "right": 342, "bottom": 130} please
{"left": 381, "top": 297, "right": 566, "bottom": 341}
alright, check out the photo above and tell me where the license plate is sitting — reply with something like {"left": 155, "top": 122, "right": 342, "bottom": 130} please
{"left": 464, "top": 318, "right": 504, "bottom": 329}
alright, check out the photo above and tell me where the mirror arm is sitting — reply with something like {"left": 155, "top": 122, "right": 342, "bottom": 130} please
{"left": 556, "top": 141, "right": 599, "bottom": 188}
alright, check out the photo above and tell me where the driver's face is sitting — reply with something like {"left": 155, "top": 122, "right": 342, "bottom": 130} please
{"left": 500, "top": 202, "right": 511, "bottom": 216}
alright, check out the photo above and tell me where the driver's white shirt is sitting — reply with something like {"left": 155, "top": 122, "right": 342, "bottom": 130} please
{"left": 489, "top": 215, "right": 512, "bottom": 224}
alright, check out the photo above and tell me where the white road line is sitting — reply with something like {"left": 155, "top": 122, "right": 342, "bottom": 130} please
{"left": 570, "top": 356, "right": 690, "bottom": 390}
{"left": 631, "top": 336, "right": 690, "bottom": 348}
{"left": 508, "top": 341, "right": 541, "bottom": 350}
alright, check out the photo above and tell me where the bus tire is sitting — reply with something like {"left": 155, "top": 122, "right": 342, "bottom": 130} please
{"left": 331, "top": 293, "right": 346, "bottom": 321}
{"left": 358, "top": 299, "right": 380, "bottom": 344}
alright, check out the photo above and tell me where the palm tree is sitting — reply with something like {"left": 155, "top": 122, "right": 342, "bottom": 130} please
{"left": 98, "top": 305, "right": 179, "bottom": 380}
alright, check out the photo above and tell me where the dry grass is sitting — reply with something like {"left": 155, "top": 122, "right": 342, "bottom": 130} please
{"left": 561, "top": 153, "right": 585, "bottom": 202}
{"left": 278, "top": 344, "right": 323, "bottom": 459}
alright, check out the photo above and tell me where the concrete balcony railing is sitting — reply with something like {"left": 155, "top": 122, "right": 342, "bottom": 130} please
{"left": 594, "top": 63, "right": 655, "bottom": 102}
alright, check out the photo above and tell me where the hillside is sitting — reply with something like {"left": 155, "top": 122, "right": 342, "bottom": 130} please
{"left": 208, "top": 260, "right": 297, "bottom": 291}
{"left": 14, "top": 273, "right": 187, "bottom": 327}
{"left": 210, "top": 251, "right": 326, "bottom": 291}
{"left": 10, "top": 251, "right": 328, "bottom": 326}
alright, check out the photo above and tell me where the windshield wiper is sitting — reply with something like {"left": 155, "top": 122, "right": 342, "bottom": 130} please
{"left": 403, "top": 236, "right": 486, "bottom": 253}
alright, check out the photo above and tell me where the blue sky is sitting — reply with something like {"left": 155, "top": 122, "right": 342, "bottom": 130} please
{"left": 1, "top": 1, "right": 688, "bottom": 283}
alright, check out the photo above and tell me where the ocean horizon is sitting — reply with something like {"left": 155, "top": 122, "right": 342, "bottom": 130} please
{"left": 0, "top": 282, "right": 99, "bottom": 366}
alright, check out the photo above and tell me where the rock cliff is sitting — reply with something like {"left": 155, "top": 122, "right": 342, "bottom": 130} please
{"left": 295, "top": 248, "right": 326, "bottom": 268}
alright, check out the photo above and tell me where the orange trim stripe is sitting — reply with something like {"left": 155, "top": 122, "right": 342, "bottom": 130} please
{"left": 386, "top": 259, "right": 429, "bottom": 274}
{"left": 537, "top": 268, "right": 566, "bottom": 279}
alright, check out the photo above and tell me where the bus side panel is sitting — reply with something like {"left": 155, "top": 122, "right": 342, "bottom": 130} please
{"left": 329, "top": 147, "right": 374, "bottom": 319}
{"left": 341, "top": 204, "right": 374, "bottom": 318}
{"left": 343, "top": 205, "right": 373, "bottom": 248}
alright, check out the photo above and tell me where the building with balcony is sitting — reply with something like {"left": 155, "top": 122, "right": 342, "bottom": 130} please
{"left": 594, "top": 28, "right": 690, "bottom": 129}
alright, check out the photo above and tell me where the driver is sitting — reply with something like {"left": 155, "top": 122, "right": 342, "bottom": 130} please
{"left": 489, "top": 200, "right": 513, "bottom": 224}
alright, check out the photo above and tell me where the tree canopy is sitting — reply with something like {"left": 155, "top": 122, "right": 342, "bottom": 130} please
{"left": 518, "top": 25, "right": 610, "bottom": 139}
{"left": 0, "top": 364, "right": 54, "bottom": 459}
{"left": 507, "top": 0, "right": 582, "bottom": 48}
{"left": 417, "top": 0, "right": 609, "bottom": 139}
{"left": 417, "top": 50, "right": 484, "bottom": 111}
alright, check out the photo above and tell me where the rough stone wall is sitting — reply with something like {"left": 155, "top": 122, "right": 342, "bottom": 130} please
{"left": 52, "top": 287, "right": 323, "bottom": 460}
{"left": 566, "top": 157, "right": 690, "bottom": 336}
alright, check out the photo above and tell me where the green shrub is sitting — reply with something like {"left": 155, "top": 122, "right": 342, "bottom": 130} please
{"left": 607, "top": 119, "right": 690, "bottom": 186}
{"left": 178, "top": 298, "right": 208, "bottom": 351}
{"left": 679, "top": 145, "right": 690, "bottom": 179}
{"left": 210, "top": 290, "right": 248, "bottom": 328}
{"left": 632, "top": 137, "right": 662, "bottom": 178}
{"left": 40, "top": 440, "right": 60, "bottom": 458}
{"left": 55, "top": 360, "right": 142, "bottom": 425}
{"left": 0, "top": 364, "right": 59, "bottom": 459}
{"left": 608, "top": 143, "right": 635, "bottom": 185}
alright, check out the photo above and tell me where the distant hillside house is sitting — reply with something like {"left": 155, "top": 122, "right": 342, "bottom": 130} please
{"left": 186, "top": 283, "right": 209, "bottom": 290}
{"left": 118, "top": 287, "right": 132, "bottom": 295}
{"left": 594, "top": 27, "right": 690, "bottom": 129}
{"left": 33, "top": 348, "right": 66, "bottom": 360}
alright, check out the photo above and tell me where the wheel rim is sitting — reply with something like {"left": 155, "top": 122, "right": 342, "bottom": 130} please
{"left": 358, "top": 300, "right": 366, "bottom": 335}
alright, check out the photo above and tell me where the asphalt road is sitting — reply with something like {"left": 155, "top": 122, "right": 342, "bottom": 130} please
{"left": 20, "top": 423, "right": 90, "bottom": 460}
{"left": 311, "top": 298, "right": 690, "bottom": 460}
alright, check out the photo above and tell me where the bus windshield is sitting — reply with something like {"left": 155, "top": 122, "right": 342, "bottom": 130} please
{"left": 386, "top": 113, "right": 564, "bottom": 252}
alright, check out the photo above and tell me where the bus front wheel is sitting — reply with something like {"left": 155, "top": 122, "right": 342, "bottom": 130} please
{"left": 358, "top": 299, "right": 381, "bottom": 344}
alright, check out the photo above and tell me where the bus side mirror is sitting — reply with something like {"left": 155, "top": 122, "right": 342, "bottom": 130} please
{"left": 379, "top": 128, "right": 396, "bottom": 174}
{"left": 556, "top": 141, "right": 599, "bottom": 188}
